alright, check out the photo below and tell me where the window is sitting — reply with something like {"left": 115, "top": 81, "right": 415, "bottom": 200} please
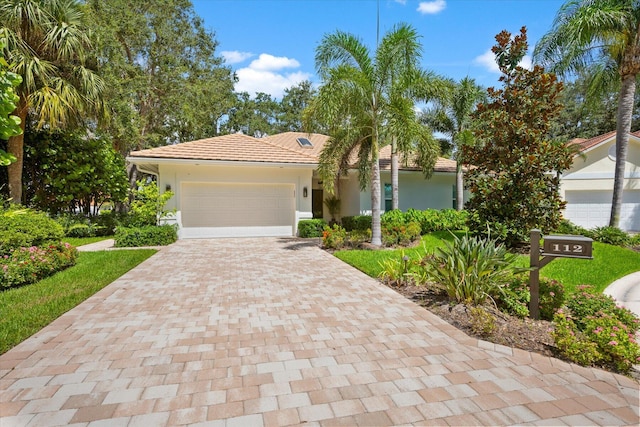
{"left": 384, "top": 183, "right": 392, "bottom": 211}
{"left": 452, "top": 184, "right": 457, "bottom": 209}
{"left": 296, "top": 137, "right": 313, "bottom": 148}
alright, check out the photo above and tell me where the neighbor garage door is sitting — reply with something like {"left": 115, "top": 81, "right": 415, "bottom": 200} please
{"left": 180, "top": 182, "right": 295, "bottom": 238}
{"left": 564, "top": 190, "right": 640, "bottom": 232}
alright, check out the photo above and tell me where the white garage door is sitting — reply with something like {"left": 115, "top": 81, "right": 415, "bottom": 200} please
{"left": 564, "top": 190, "right": 640, "bottom": 232}
{"left": 180, "top": 182, "right": 295, "bottom": 238}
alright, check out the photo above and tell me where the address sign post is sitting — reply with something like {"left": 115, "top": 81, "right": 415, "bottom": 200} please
{"left": 529, "top": 229, "right": 593, "bottom": 319}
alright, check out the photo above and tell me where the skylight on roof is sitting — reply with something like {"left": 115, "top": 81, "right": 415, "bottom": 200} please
{"left": 296, "top": 137, "right": 313, "bottom": 148}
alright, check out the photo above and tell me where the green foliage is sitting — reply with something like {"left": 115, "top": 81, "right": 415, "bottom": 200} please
{"left": 406, "top": 208, "right": 469, "bottom": 234}
{"left": 0, "top": 42, "right": 21, "bottom": 165}
{"left": 464, "top": 28, "right": 574, "bottom": 246}
{"left": 22, "top": 130, "right": 128, "bottom": 215}
{"left": 298, "top": 219, "right": 327, "bottom": 238}
{"left": 129, "top": 180, "right": 174, "bottom": 227}
{"left": 114, "top": 225, "right": 177, "bottom": 247}
{"left": 566, "top": 285, "right": 640, "bottom": 332}
{"left": 423, "top": 233, "right": 521, "bottom": 305}
{"left": 468, "top": 306, "right": 496, "bottom": 337}
{"left": 323, "top": 196, "right": 341, "bottom": 221}
{"left": 0, "top": 243, "right": 78, "bottom": 289}
{"left": 342, "top": 215, "right": 372, "bottom": 232}
{"left": 584, "top": 313, "right": 640, "bottom": 373}
{"left": 552, "top": 311, "right": 602, "bottom": 366}
{"left": 380, "top": 210, "right": 423, "bottom": 247}
{"left": 588, "top": 226, "right": 630, "bottom": 246}
{"left": 0, "top": 208, "right": 64, "bottom": 255}
{"left": 0, "top": 249, "right": 156, "bottom": 354}
{"left": 322, "top": 224, "right": 347, "bottom": 249}
{"left": 378, "top": 250, "right": 422, "bottom": 286}
{"left": 553, "top": 219, "right": 590, "bottom": 236}
{"left": 501, "top": 277, "right": 566, "bottom": 321}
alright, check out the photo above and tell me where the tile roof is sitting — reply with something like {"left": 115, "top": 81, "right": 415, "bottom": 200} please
{"left": 129, "top": 132, "right": 457, "bottom": 172}
{"left": 568, "top": 130, "right": 640, "bottom": 152}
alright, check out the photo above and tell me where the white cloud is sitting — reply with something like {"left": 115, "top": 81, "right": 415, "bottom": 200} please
{"left": 473, "top": 49, "right": 533, "bottom": 74}
{"left": 417, "top": 0, "right": 446, "bottom": 14}
{"left": 234, "top": 54, "right": 310, "bottom": 99}
{"left": 221, "top": 50, "right": 253, "bottom": 65}
{"left": 248, "top": 53, "right": 300, "bottom": 71}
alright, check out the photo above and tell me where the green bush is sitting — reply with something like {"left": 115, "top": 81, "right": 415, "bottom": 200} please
{"left": 298, "top": 219, "right": 327, "bottom": 238}
{"left": 382, "top": 221, "right": 421, "bottom": 247}
{"left": 114, "top": 225, "right": 177, "bottom": 247}
{"left": 566, "top": 285, "right": 640, "bottom": 332}
{"left": 0, "top": 208, "right": 64, "bottom": 255}
{"left": 129, "top": 180, "right": 175, "bottom": 227}
{"left": 0, "top": 243, "right": 78, "bottom": 289}
{"left": 322, "top": 224, "right": 347, "bottom": 249}
{"left": 500, "top": 277, "right": 566, "bottom": 321}
{"left": 409, "top": 209, "right": 468, "bottom": 234}
{"left": 588, "top": 226, "right": 630, "bottom": 246}
{"left": 423, "top": 233, "right": 522, "bottom": 305}
{"left": 378, "top": 250, "right": 420, "bottom": 286}
{"left": 553, "top": 311, "right": 602, "bottom": 366}
{"left": 341, "top": 215, "right": 372, "bottom": 232}
{"left": 346, "top": 229, "right": 372, "bottom": 248}
{"left": 554, "top": 219, "right": 590, "bottom": 236}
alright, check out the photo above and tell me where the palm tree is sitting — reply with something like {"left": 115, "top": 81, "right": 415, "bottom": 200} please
{"left": 421, "top": 77, "right": 485, "bottom": 210}
{"left": 534, "top": 0, "right": 640, "bottom": 227}
{"left": 306, "top": 24, "right": 438, "bottom": 246}
{"left": 0, "top": 0, "right": 104, "bottom": 204}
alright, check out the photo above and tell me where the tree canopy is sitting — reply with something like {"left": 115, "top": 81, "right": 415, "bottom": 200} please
{"left": 0, "top": 42, "right": 21, "bottom": 166}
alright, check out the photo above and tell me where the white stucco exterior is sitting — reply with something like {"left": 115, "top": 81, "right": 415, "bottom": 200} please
{"left": 561, "top": 132, "right": 640, "bottom": 231}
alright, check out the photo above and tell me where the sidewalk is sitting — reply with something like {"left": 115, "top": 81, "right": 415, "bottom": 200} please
{"left": 604, "top": 271, "right": 640, "bottom": 318}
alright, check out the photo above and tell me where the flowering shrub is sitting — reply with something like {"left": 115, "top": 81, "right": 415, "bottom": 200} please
{"left": 322, "top": 224, "right": 347, "bottom": 249}
{"left": 500, "top": 277, "right": 566, "bottom": 320}
{"left": 566, "top": 285, "right": 640, "bottom": 332}
{"left": 553, "top": 310, "right": 601, "bottom": 366}
{"left": 584, "top": 312, "right": 640, "bottom": 373}
{"left": 381, "top": 221, "right": 421, "bottom": 247}
{"left": 0, "top": 243, "right": 78, "bottom": 289}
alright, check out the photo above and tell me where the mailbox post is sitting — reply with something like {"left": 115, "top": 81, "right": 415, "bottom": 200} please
{"left": 529, "top": 229, "right": 593, "bottom": 319}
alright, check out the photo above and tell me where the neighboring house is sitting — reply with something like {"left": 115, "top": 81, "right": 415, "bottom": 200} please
{"left": 561, "top": 130, "right": 640, "bottom": 232}
{"left": 128, "top": 132, "right": 460, "bottom": 238}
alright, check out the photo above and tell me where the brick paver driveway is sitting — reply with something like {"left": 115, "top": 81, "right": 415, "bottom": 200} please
{"left": 1, "top": 238, "right": 638, "bottom": 426}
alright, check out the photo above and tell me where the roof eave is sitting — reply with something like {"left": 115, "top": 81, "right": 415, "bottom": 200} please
{"left": 126, "top": 156, "right": 318, "bottom": 169}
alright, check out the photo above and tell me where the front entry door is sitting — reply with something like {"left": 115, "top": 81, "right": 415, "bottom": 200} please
{"left": 312, "top": 189, "right": 323, "bottom": 219}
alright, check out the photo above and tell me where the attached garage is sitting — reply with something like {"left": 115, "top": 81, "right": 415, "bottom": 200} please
{"left": 564, "top": 190, "right": 640, "bottom": 232}
{"left": 180, "top": 182, "right": 296, "bottom": 238}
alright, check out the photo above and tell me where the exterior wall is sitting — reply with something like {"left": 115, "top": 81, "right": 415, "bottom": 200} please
{"left": 157, "top": 162, "right": 313, "bottom": 236}
{"left": 340, "top": 170, "right": 457, "bottom": 215}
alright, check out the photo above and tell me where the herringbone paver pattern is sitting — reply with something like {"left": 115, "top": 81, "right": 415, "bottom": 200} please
{"left": 1, "top": 238, "right": 638, "bottom": 426}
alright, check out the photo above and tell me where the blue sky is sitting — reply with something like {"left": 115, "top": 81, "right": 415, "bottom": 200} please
{"left": 192, "top": 0, "right": 567, "bottom": 99}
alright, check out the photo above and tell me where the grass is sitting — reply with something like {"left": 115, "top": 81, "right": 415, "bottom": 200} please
{"left": 335, "top": 232, "right": 640, "bottom": 294}
{"left": 0, "top": 249, "right": 156, "bottom": 355}
{"left": 63, "top": 235, "right": 113, "bottom": 247}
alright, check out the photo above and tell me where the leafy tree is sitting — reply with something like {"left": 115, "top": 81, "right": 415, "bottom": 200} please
{"left": 534, "top": 0, "right": 640, "bottom": 227}
{"left": 22, "top": 130, "right": 128, "bottom": 216}
{"left": 306, "top": 24, "right": 438, "bottom": 246}
{"left": 275, "top": 81, "right": 318, "bottom": 133}
{"left": 463, "top": 27, "right": 575, "bottom": 246}
{"left": 0, "top": 42, "right": 21, "bottom": 166}
{"left": 84, "top": 0, "right": 236, "bottom": 154}
{"left": 221, "top": 91, "right": 279, "bottom": 137}
{"left": 422, "top": 77, "right": 486, "bottom": 210}
{"left": 0, "top": 0, "right": 105, "bottom": 204}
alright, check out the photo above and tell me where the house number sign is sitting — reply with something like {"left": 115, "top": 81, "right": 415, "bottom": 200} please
{"left": 529, "top": 230, "right": 593, "bottom": 319}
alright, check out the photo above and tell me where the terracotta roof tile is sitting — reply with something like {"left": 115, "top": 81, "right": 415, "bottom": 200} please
{"left": 568, "top": 130, "right": 640, "bottom": 152}
{"left": 130, "top": 132, "right": 457, "bottom": 172}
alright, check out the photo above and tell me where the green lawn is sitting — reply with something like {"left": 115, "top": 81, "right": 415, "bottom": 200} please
{"left": 0, "top": 249, "right": 156, "bottom": 354}
{"left": 63, "top": 235, "right": 113, "bottom": 247}
{"left": 335, "top": 232, "right": 640, "bottom": 294}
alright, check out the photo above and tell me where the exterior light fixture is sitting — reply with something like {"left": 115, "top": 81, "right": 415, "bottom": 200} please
{"left": 303, "top": 187, "right": 308, "bottom": 198}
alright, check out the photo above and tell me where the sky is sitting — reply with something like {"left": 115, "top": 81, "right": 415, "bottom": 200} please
{"left": 191, "top": 0, "right": 567, "bottom": 99}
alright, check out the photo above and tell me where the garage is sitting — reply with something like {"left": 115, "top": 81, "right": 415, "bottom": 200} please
{"left": 180, "top": 182, "right": 296, "bottom": 238}
{"left": 564, "top": 190, "right": 640, "bottom": 232}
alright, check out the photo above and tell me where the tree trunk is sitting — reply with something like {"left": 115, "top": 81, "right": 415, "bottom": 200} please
{"left": 391, "top": 136, "right": 399, "bottom": 210}
{"left": 609, "top": 74, "right": 636, "bottom": 227}
{"left": 455, "top": 160, "right": 464, "bottom": 211}
{"left": 7, "top": 99, "right": 28, "bottom": 204}
{"left": 371, "top": 156, "right": 382, "bottom": 247}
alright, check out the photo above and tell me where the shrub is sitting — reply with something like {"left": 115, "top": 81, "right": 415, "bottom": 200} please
{"left": 298, "top": 219, "right": 327, "bottom": 238}
{"left": 382, "top": 221, "right": 421, "bottom": 247}
{"left": 114, "top": 225, "right": 177, "bottom": 247}
{"left": 341, "top": 215, "right": 372, "bottom": 232}
{"left": 129, "top": 180, "right": 174, "bottom": 227}
{"left": 346, "top": 229, "right": 371, "bottom": 248}
{"left": 501, "top": 277, "right": 565, "bottom": 321}
{"left": 588, "top": 226, "right": 630, "bottom": 246}
{"left": 322, "top": 224, "right": 347, "bottom": 249}
{"left": 566, "top": 285, "right": 639, "bottom": 332}
{"left": 468, "top": 306, "right": 496, "bottom": 337}
{"left": 0, "top": 208, "right": 64, "bottom": 255}
{"left": 0, "top": 243, "right": 78, "bottom": 289}
{"left": 584, "top": 312, "right": 640, "bottom": 373}
{"left": 422, "top": 233, "right": 522, "bottom": 305}
{"left": 56, "top": 214, "right": 106, "bottom": 238}
{"left": 405, "top": 209, "right": 468, "bottom": 234}
{"left": 553, "top": 311, "right": 602, "bottom": 366}
{"left": 554, "top": 219, "right": 590, "bottom": 236}
{"left": 378, "top": 251, "right": 419, "bottom": 286}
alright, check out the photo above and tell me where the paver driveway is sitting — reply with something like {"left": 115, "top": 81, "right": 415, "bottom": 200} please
{"left": 1, "top": 238, "right": 638, "bottom": 426}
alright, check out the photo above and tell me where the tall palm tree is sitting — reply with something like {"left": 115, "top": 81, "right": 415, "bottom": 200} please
{"left": 307, "top": 24, "right": 437, "bottom": 246}
{"left": 0, "top": 0, "right": 104, "bottom": 204}
{"left": 421, "top": 77, "right": 485, "bottom": 210}
{"left": 534, "top": 0, "right": 640, "bottom": 227}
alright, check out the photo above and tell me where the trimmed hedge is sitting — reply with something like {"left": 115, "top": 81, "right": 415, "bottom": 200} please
{"left": 341, "top": 215, "right": 372, "bottom": 232}
{"left": 298, "top": 219, "right": 327, "bottom": 238}
{"left": 0, "top": 208, "right": 64, "bottom": 255}
{"left": 114, "top": 225, "right": 177, "bottom": 247}
{"left": 1, "top": 243, "right": 78, "bottom": 289}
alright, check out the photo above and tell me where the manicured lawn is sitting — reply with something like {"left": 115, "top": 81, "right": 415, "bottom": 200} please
{"left": 335, "top": 232, "right": 640, "bottom": 294}
{"left": 63, "top": 236, "right": 113, "bottom": 247}
{"left": 0, "top": 249, "right": 156, "bottom": 355}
